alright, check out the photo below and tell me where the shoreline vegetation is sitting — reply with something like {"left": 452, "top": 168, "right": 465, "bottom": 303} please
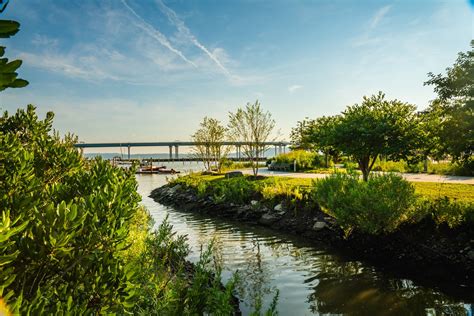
{"left": 151, "top": 172, "right": 474, "bottom": 297}
{"left": 0, "top": 106, "right": 239, "bottom": 315}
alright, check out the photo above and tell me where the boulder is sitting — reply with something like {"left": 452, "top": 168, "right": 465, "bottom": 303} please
{"left": 251, "top": 200, "right": 258, "bottom": 206}
{"left": 259, "top": 213, "right": 280, "bottom": 226}
{"left": 274, "top": 204, "right": 283, "bottom": 212}
{"left": 168, "top": 184, "right": 182, "bottom": 194}
{"left": 225, "top": 171, "right": 243, "bottom": 179}
{"left": 313, "top": 221, "right": 326, "bottom": 231}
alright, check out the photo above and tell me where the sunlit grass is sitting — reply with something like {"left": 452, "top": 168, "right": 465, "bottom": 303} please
{"left": 179, "top": 173, "right": 473, "bottom": 202}
{"left": 412, "top": 182, "right": 474, "bottom": 203}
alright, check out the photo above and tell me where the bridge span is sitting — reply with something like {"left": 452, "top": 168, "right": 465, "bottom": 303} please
{"left": 74, "top": 141, "right": 290, "bottom": 160}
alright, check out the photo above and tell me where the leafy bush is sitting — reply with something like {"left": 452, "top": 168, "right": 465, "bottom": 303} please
{"left": 416, "top": 197, "right": 474, "bottom": 227}
{"left": 130, "top": 217, "right": 236, "bottom": 315}
{"left": 0, "top": 106, "right": 235, "bottom": 314}
{"left": 312, "top": 173, "right": 417, "bottom": 235}
{"left": 261, "top": 178, "right": 310, "bottom": 208}
{"left": 274, "top": 150, "right": 322, "bottom": 170}
{"left": 210, "top": 177, "right": 256, "bottom": 204}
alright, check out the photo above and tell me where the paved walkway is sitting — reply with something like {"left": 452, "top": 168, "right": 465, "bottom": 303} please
{"left": 241, "top": 168, "right": 474, "bottom": 184}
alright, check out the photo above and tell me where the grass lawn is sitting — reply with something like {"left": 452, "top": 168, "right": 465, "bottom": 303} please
{"left": 412, "top": 182, "right": 474, "bottom": 203}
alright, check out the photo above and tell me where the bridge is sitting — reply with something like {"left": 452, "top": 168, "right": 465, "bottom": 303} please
{"left": 74, "top": 141, "right": 290, "bottom": 160}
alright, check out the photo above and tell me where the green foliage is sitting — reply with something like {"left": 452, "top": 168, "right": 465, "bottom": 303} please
{"left": 332, "top": 92, "right": 420, "bottom": 181}
{"left": 0, "top": 106, "right": 141, "bottom": 313}
{"left": 228, "top": 100, "right": 276, "bottom": 176}
{"left": 290, "top": 116, "right": 340, "bottom": 167}
{"left": 191, "top": 117, "right": 229, "bottom": 172}
{"left": 312, "top": 173, "right": 418, "bottom": 235}
{"left": 417, "top": 197, "right": 474, "bottom": 228}
{"left": 130, "top": 217, "right": 236, "bottom": 315}
{"left": 371, "top": 159, "right": 472, "bottom": 176}
{"left": 274, "top": 150, "right": 323, "bottom": 170}
{"left": 425, "top": 41, "right": 473, "bottom": 169}
{"left": 0, "top": 20, "right": 28, "bottom": 91}
{"left": 261, "top": 179, "right": 310, "bottom": 210}
{"left": 0, "top": 106, "right": 236, "bottom": 314}
{"left": 220, "top": 158, "right": 266, "bottom": 172}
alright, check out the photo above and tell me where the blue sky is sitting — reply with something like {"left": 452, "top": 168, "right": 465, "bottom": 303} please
{"left": 0, "top": 0, "right": 472, "bottom": 152}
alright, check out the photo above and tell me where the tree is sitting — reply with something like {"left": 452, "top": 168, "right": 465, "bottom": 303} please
{"left": 0, "top": 20, "right": 28, "bottom": 91}
{"left": 424, "top": 41, "right": 473, "bottom": 170}
{"left": 191, "top": 117, "right": 229, "bottom": 172}
{"left": 290, "top": 118, "right": 314, "bottom": 150}
{"left": 414, "top": 106, "right": 444, "bottom": 172}
{"left": 228, "top": 100, "right": 275, "bottom": 176}
{"left": 291, "top": 116, "right": 341, "bottom": 167}
{"left": 332, "top": 92, "right": 419, "bottom": 181}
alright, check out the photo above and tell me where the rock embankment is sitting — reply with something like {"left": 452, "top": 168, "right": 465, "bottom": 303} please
{"left": 151, "top": 183, "right": 474, "bottom": 293}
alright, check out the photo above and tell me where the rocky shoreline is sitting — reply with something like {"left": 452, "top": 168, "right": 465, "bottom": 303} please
{"left": 151, "top": 183, "right": 474, "bottom": 298}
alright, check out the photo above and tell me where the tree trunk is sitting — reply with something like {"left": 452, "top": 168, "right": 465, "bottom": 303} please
{"left": 254, "top": 145, "right": 259, "bottom": 176}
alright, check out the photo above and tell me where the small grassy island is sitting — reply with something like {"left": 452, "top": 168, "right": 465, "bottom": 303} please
{"left": 151, "top": 172, "right": 474, "bottom": 288}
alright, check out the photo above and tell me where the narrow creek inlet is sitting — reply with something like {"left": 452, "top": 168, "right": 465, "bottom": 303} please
{"left": 136, "top": 173, "right": 473, "bottom": 315}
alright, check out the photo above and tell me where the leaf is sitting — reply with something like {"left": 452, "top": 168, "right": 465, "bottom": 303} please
{"left": 0, "top": 20, "right": 20, "bottom": 38}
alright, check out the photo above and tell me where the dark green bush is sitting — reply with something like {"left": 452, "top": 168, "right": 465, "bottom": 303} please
{"left": 417, "top": 197, "right": 474, "bottom": 227}
{"left": 0, "top": 106, "right": 235, "bottom": 314}
{"left": 312, "top": 173, "right": 417, "bottom": 235}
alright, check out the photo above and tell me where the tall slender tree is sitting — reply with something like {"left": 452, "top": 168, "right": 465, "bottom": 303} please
{"left": 191, "top": 117, "right": 228, "bottom": 172}
{"left": 228, "top": 100, "right": 275, "bottom": 176}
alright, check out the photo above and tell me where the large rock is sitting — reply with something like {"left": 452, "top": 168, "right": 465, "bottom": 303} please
{"left": 274, "top": 204, "right": 283, "bottom": 212}
{"left": 259, "top": 213, "right": 280, "bottom": 226}
{"left": 251, "top": 200, "right": 258, "bottom": 206}
{"left": 225, "top": 171, "right": 243, "bottom": 179}
{"left": 313, "top": 221, "right": 326, "bottom": 231}
{"left": 168, "top": 184, "right": 182, "bottom": 194}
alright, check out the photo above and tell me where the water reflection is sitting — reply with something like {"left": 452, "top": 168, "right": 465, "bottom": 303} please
{"left": 136, "top": 172, "right": 473, "bottom": 315}
{"left": 308, "top": 258, "right": 470, "bottom": 315}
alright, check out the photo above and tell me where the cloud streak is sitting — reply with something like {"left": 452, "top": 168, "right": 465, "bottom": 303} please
{"left": 156, "top": 0, "right": 232, "bottom": 78}
{"left": 288, "top": 84, "right": 303, "bottom": 93}
{"left": 121, "top": 0, "right": 196, "bottom": 67}
{"left": 370, "top": 5, "right": 391, "bottom": 29}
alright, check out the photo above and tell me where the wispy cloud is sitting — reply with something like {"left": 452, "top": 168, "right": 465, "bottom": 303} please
{"left": 32, "top": 34, "right": 59, "bottom": 47}
{"left": 155, "top": 0, "right": 232, "bottom": 78}
{"left": 120, "top": 0, "right": 196, "bottom": 67}
{"left": 351, "top": 5, "right": 392, "bottom": 47}
{"left": 288, "top": 84, "right": 303, "bottom": 93}
{"left": 19, "top": 51, "right": 122, "bottom": 82}
{"left": 370, "top": 5, "right": 391, "bottom": 29}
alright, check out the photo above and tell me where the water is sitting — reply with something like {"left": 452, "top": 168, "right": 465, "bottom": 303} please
{"left": 136, "top": 169, "right": 473, "bottom": 316}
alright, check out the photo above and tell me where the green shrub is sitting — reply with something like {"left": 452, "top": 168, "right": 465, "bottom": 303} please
{"left": 0, "top": 106, "right": 235, "bottom": 314}
{"left": 416, "top": 197, "right": 474, "bottom": 227}
{"left": 211, "top": 177, "right": 256, "bottom": 204}
{"left": 274, "top": 150, "right": 322, "bottom": 170}
{"left": 342, "top": 161, "right": 358, "bottom": 170}
{"left": 312, "top": 173, "right": 417, "bottom": 235}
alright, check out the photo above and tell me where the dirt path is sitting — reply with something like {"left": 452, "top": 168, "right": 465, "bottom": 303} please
{"left": 241, "top": 168, "right": 474, "bottom": 184}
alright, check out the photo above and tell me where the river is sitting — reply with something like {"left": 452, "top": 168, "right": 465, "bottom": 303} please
{"left": 135, "top": 168, "right": 473, "bottom": 315}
